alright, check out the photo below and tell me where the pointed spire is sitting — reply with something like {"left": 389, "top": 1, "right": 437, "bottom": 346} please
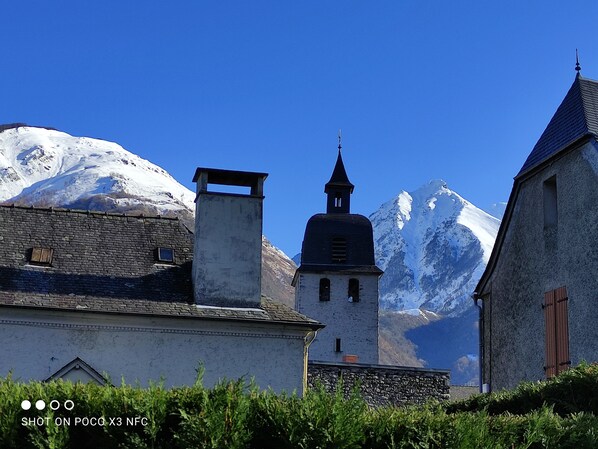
{"left": 575, "top": 49, "right": 582, "bottom": 76}
{"left": 326, "top": 147, "right": 354, "bottom": 190}
{"left": 325, "top": 133, "right": 354, "bottom": 213}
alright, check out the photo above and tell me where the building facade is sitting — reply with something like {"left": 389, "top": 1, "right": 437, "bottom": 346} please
{"left": 475, "top": 72, "right": 598, "bottom": 391}
{"left": 294, "top": 149, "right": 382, "bottom": 364}
{"left": 0, "top": 168, "right": 322, "bottom": 392}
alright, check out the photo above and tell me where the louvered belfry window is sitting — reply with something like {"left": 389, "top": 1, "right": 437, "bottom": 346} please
{"left": 331, "top": 237, "right": 347, "bottom": 263}
{"left": 544, "top": 287, "right": 570, "bottom": 378}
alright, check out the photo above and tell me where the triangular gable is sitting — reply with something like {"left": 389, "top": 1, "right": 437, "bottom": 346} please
{"left": 45, "top": 357, "right": 107, "bottom": 385}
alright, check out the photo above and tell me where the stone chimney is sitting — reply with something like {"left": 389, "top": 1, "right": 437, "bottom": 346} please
{"left": 192, "top": 168, "right": 267, "bottom": 308}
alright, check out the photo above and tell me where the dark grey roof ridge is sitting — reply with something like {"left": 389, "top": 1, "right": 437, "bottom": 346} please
{"left": 0, "top": 203, "right": 182, "bottom": 221}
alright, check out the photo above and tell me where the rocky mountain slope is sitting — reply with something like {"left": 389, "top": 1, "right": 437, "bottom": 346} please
{"left": 371, "top": 180, "right": 500, "bottom": 317}
{"left": 0, "top": 124, "right": 296, "bottom": 304}
{"left": 370, "top": 181, "right": 500, "bottom": 384}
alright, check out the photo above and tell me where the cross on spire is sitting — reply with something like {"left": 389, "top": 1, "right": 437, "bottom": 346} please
{"left": 575, "top": 49, "right": 582, "bottom": 75}
{"left": 338, "top": 129, "right": 342, "bottom": 152}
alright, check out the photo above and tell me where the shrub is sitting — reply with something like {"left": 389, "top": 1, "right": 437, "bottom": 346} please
{"left": 1, "top": 364, "right": 597, "bottom": 448}
{"left": 446, "top": 362, "right": 598, "bottom": 416}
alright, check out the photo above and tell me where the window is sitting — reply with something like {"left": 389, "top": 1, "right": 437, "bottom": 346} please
{"left": 543, "top": 176, "right": 558, "bottom": 228}
{"left": 544, "top": 286, "right": 570, "bottom": 378}
{"left": 319, "top": 278, "right": 330, "bottom": 301}
{"left": 335, "top": 338, "right": 342, "bottom": 353}
{"left": 334, "top": 194, "right": 342, "bottom": 208}
{"left": 331, "top": 238, "right": 347, "bottom": 263}
{"left": 348, "top": 278, "right": 360, "bottom": 302}
{"left": 156, "top": 247, "right": 175, "bottom": 263}
{"left": 30, "top": 247, "right": 53, "bottom": 266}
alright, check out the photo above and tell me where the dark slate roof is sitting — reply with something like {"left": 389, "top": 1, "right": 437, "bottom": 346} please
{"left": 518, "top": 75, "right": 598, "bottom": 176}
{"left": 297, "top": 213, "right": 382, "bottom": 274}
{"left": 325, "top": 151, "right": 354, "bottom": 193}
{"left": 0, "top": 205, "right": 320, "bottom": 328}
{"left": 0, "top": 292, "right": 319, "bottom": 325}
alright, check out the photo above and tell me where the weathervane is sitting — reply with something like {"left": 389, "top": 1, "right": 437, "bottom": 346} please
{"left": 575, "top": 49, "right": 582, "bottom": 74}
{"left": 338, "top": 129, "right": 342, "bottom": 152}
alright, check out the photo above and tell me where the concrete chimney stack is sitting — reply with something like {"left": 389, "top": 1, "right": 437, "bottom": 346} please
{"left": 192, "top": 168, "right": 267, "bottom": 308}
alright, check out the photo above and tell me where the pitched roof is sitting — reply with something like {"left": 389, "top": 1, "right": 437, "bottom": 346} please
{"left": 0, "top": 205, "right": 321, "bottom": 328}
{"left": 325, "top": 150, "right": 354, "bottom": 192}
{"left": 518, "top": 74, "right": 598, "bottom": 176}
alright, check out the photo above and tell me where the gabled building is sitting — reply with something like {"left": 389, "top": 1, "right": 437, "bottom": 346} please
{"left": 475, "top": 70, "right": 598, "bottom": 391}
{"left": 0, "top": 167, "right": 322, "bottom": 392}
{"left": 293, "top": 147, "right": 382, "bottom": 364}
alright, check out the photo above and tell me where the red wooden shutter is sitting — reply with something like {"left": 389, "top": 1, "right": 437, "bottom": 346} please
{"left": 555, "top": 287, "right": 570, "bottom": 373}
{"left": 544, "top": 290, "right": 557, "bottom": 378}
{"left": 544, "top": 286, "right": 570, "bottom": 378}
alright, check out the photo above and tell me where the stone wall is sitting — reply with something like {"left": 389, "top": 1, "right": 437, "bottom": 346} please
{"left": 308, "top": 361, "right": 450, "bottom": 407}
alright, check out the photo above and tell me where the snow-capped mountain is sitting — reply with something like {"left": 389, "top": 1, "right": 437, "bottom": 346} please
{"left": 0, "top": 124, "right": 195, "bottom": 219}
{"left": 371, "top": 180, "right": 500, "bottom": 316}
{"left": 0, "top": 124, "right": 297, "bottom": 304}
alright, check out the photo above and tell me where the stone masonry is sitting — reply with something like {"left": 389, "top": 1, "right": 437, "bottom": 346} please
{"left": 308, "top": 361, "right": 450, "bottom": 407}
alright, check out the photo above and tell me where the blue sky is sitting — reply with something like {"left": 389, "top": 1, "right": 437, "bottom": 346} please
{"left": 3, "top": 1, "right": 598, "bottom": 256}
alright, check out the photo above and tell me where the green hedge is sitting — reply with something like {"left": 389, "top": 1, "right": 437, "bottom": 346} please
{"left": 445, "top": 362, "right": 598, "bottom": 416}
{"left": 1, "top": 364, "right": 598, "bottom": 448}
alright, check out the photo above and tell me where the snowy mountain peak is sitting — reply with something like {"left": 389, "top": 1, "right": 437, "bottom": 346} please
{"left": 0, "top": 125, "right": 196, "bottom": 217}
{"left": 371, "top": 180, "right": 500, "bottom": 316}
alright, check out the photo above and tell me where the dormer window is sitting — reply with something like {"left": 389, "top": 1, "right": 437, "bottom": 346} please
{"left": 156, "top": 247, "right": 174, "bottom": 263}
{"left": 30, "top": 247, "right": 53, "bottom": 266}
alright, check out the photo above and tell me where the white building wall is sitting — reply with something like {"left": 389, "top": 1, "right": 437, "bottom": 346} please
{"left": 0, "top": 308, "right": 306, "bottom": 393}
{"left": 296, "top": 272, "right": 379, "bottom": 364}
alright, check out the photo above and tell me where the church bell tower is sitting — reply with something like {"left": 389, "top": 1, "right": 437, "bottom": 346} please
{"left": 293, "top": 139, "right": 382, "bottom": 364}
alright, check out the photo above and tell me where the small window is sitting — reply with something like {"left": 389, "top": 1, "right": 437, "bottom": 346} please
{"left": 543, "top": 176, "right": 558, "bottom": 228}
{"left": 331, "top": 237, "right": 347, "bottom": 263}
{"left": 319, "top": 278, "right": 330, "bottom": 301}
{"left": 156, "top": 247, "right": 174, "bottom": 263}
{"left": 30, "top": 247, "right": 53, "bottom": 266}
{"left": 348, "top": 278, "right": 360, "bottom": 302}
{"left": 334, "top": 194, "right": 342, "bottom": 208}
{"left": 335, "top": 338, "right": 342, "bottom": 353}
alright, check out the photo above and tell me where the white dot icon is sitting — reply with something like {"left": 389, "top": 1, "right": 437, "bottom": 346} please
{"left": 21, "top": 400, "right": 31, "bottom": 410}
{"left": 35, "top": 400, "right": 46, "bottom": 410}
